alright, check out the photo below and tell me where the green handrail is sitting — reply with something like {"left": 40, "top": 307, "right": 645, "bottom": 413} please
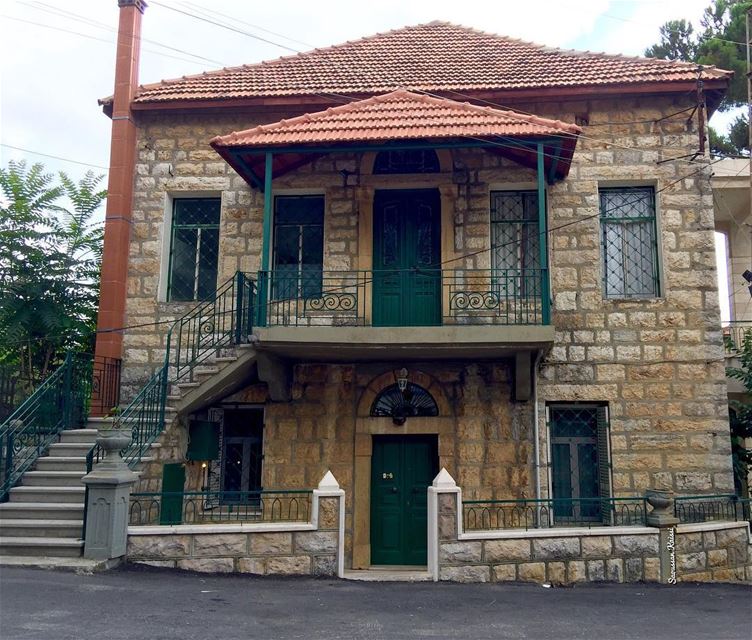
{"left": 86, "top": 272, "right": 256, "bottom": 474}
{"left": 0, "top": 353, "right": 93, "bottom": 501}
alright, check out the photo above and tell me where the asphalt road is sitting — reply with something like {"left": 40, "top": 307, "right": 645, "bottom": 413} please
{"left": 0, "top": 565, "right": 750, "bottom": 640}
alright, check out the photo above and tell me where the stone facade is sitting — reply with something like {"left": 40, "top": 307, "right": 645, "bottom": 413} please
{"left": 127, "top": 494, "right": 342, "bottom": 576}
{"left": 121, "top": 92, "right": 734, "bottom": 568}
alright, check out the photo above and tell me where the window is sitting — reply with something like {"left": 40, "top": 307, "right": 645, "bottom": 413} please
{"left": 167, "top": 198, "right": 220, "bottom": 301}
{"left": 373, "top": 149, "right": 440, "bottom": 174}
{"left": 272, "top": 195, "right": 324, "bottom": 299}
{"left": 600, "top": 187, "right": 659, "bottom": 298}
{"left": 548, "top": 405, "right": 611, "bottom": 524}
{"left": 490, "top": 190, "right": 540, "bottom": 296}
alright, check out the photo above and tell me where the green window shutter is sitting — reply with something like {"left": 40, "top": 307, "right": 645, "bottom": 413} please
{"left": 595, "top": 406, "right": 613, "bottom": 525}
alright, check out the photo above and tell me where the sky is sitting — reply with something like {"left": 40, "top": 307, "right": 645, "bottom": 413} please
{"left": 0, "top": 0, "right": 741, "bottom": 318}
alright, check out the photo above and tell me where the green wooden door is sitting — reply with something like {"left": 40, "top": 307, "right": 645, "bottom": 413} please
{"left": 160, "top": 463, "right": 186, "bottom": 525}
{"left": 372, "top": 189, "right": 441, "bottom": 327}
{"left": 370, "top": 435, "right": 438, "bottom": 566}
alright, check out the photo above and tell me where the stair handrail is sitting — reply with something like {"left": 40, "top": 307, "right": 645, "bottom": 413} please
{"left": 85, "top": 271, "right": 256, "bottom": 474}
{"left": 0, "top": 352, "right": 93, "bottom": 501}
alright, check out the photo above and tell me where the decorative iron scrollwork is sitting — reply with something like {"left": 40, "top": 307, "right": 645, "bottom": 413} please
{"left": 450, "top": 291, "right": 500, "bottom": 310}
{"left": 306, "top": 293, "right": 357, "bottom": 313}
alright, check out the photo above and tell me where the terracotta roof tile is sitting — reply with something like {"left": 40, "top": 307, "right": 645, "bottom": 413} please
{"left": 210, "top": 89, "right": 581, "bottom": 147}
{"left": 119, "top": 21, "right": 731, "bottom": 106}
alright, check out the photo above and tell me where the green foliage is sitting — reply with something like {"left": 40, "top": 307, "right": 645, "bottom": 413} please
{"left": 0, "top": 160, "right": 106, "bottom": 386}
{"left": 709, "top": 115, "right": 751, "bottom": 156}
{"left": 645, "top": 0, "right": 752, "bottom": 112}
{"left": 726, "top": 329, "right": 752, "bottom": 495}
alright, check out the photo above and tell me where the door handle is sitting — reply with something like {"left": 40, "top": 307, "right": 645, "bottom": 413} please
{"left": 391, "top": 486, "right": 398, "bottom": 493}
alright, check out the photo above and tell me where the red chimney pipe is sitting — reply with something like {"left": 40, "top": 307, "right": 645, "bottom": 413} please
{"left": 94, "top": 0, "right": 146, "bottom": 375}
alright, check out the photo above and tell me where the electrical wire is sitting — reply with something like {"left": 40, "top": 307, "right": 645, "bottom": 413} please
{"left": 0, "top": 143, "right": 109, "bottom": 170}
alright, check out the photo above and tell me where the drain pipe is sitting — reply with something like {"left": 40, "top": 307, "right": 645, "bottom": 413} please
{"left": 532, "top": 351, "right": 543, "bottom": 527}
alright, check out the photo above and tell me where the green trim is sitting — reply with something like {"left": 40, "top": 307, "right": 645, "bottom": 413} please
{"left": 256, "top": 152, "right": 273, "bottom": 326}
{"left": 536, "top": 143, "right": 550, "bottom": 325}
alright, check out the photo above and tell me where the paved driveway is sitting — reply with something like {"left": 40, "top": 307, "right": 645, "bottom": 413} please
{"left": 0, "top": 565, "right": 750, "bottom": 640}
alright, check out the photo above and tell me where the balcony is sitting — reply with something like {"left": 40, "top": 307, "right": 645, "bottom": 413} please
{"left": 251, "top": 268, "right": 553, "bottom": 362}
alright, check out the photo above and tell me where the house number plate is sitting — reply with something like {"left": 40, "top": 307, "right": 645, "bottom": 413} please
{"left": 382, "top": 472, "right": 394, "bottom": 479}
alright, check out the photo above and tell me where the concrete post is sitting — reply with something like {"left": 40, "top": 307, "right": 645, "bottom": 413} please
{"left": 645, "top": 489, "right": 680, "bottom": 584}
{"left": 82, "top": 429, "right": 138, "bottom": 561}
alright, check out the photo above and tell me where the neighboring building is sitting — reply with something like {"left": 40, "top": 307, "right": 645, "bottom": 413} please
{"left": 713, "top": 157, "right": 752, "bottom": 495}
{"left": 2, "top": 0, "right": 741, "bottom": 575}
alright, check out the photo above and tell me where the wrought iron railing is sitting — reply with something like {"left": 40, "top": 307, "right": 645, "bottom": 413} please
{"left": 257, "top": 268, "right": 548, "bottom": 327}
{"left": 462, "top": 496, "right": 648, "bottom": 531}
{"left": 723, "top": 321, "right": 752, "bottom": 354}
{"left": 128, "top": 489, "right": 312, "bottom": 526}
{"left": 86, "top": 272, "right": 256, "bottom": 473}
{"left": 674, "top": 494, "right": 752, "bottom": 524}
{"left": 0, "top": 353, "right": 94, "bottom": 501}
{"left": 89, "top": 356, "right": 122, "bottom": 417}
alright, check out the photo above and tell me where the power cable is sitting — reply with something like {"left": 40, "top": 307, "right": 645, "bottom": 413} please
{"left": 0, "top": 143, "right": 109, "bottom": 170}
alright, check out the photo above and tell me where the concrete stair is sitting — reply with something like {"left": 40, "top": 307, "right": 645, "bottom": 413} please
{"left": 0, "top": 347, "right": 246, "bottom": 564}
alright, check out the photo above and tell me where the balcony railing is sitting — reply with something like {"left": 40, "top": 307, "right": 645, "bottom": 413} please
{"left": 723, "top": 321, "right": 752, "bottom": 353}
{"left": 128, "top": 490, "right": 313, "bottom": 526}
{"left": 256, "top": 268, "right": 548, "bottom": 327}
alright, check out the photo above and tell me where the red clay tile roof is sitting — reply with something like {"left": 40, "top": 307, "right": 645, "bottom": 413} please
{"left": 115, "top": 21, "right": 731, "bottom": 107}
{"left": 210, "top": 90, "right": 581, "bottom": 148}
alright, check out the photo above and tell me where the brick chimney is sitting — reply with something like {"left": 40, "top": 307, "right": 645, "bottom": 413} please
{"left": 94, "top": 0, "right": 146, "bottom": 369}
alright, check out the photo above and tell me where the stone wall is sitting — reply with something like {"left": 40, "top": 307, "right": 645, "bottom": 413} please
{"left": 127, "top": 489, "right": 343, "bottom": 577}
{"left": 430, "top": 481, "right": 751, "bottom": 584}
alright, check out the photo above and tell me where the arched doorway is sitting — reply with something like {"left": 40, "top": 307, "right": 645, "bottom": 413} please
{"left": 353, "top": 370, "right": 454, "bottom": 569}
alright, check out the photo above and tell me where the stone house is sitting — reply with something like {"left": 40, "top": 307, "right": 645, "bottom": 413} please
{"left": 90, "top": 1, "right": 738, "bottom": 573}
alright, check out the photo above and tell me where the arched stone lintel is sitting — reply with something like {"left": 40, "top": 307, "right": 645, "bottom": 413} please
{"left": 356, "top": 368, "right": 452, "bottom": 419}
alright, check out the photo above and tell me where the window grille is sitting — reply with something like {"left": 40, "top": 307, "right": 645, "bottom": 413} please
{"left": 490, "top": 191, "right": 540, "bottom": 296}
{"left": 549, "top": 405, "right": 611, "bottom": 525}
{"left": 373, "top": 149, "right": 440, "bottom": 174}
{"left": 272, "top": 195, "right": 324, "bottom": 299}
{"left": 167, "top": 198, "right": 221, "bottom": 302}
{"left": 370, "top": 382, "right": 439, "bottom": 418}
{"left": 600, "top": 187, "right": 659, "bottom": 298}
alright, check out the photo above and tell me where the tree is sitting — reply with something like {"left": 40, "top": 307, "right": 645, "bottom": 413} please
{"left": 645, "top": 20, "right": 699, "bottom": 61}
{"left": 0, "top": 160, "right": 106, "bottom": 386}
{"left": 645, "top": 1, "right": 752, "bottom": 113}
{"left": 726, "top": 330, "right": 752, "bottom": 496}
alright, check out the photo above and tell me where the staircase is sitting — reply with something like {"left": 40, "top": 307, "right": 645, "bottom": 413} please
{"left": 0, "top": 272, "right": 260, "bottom": 565}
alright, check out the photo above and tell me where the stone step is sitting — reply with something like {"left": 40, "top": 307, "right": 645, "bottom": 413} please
{"left": 22, "top": 471, "right": 85, "bottom": 487}
{"left": 59, "top": 429, "right": 98, "bottom": 444}
{"left": 35, "top": 457, "right": 88, "bottom": 472}
{"left": 213, "top": 356, "right": 238, "bottom": 363}
{"left": 0, "top": 519, "right": 83, "bottom": 538}
{"left": 193, "top": 366, "right": 219, "bottom": 376}
{"left": 176, "top": 381, "right": 200, "bottom": 390}
{"left": 166, "top": 395, "right": 182, "bottom": 402}
{"left": 47, "top": 443, "right": 93, "bottom": 458}
{"left": 87, "top": 417, "right": 114, "bottom": 429}
{"left": 0, "top": 537, "right": 83, "bottom": 558}
{"left": 0, "top": 503, "right": 84, "bottom": 520}
{"left": 9, "top": 487, "right": 85, "bottom": 504}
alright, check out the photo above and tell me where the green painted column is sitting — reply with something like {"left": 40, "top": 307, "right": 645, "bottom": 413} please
{"left": 257, "top": 152, "right": 273, "bottom": 327}
{"left": 536, "top": 143, "right": 550, "bottom": 325}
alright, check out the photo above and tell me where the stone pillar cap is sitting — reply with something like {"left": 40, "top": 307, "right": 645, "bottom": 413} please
{"left": 432, "top": 467, "right": 457, "bottom": 489}
{"left": 318, "top": 470, "right": 340, "bottom": 490}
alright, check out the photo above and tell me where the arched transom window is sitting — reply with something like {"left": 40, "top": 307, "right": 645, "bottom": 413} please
{"left": 370, "top": 382, "right": 439, "bottom": 420}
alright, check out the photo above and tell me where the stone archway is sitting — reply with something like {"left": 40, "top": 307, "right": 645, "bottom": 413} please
{"left": 352, "top": 368, "right": 455, "bottom": 569}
